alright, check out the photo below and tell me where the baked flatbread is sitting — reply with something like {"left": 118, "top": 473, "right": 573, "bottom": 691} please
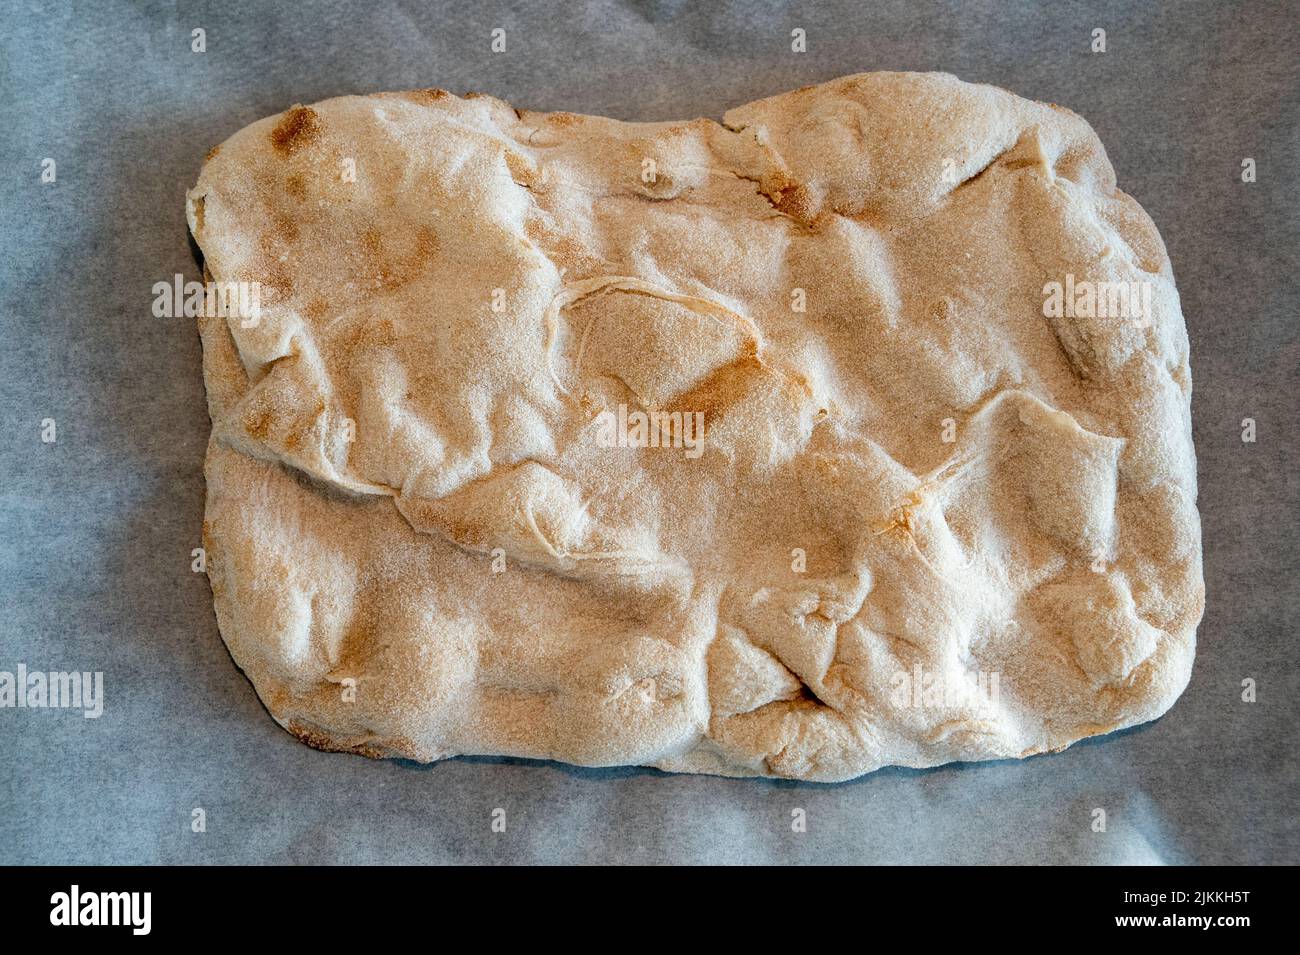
{"left": 187, "top": 72, "right": 1203, "bottom": 781}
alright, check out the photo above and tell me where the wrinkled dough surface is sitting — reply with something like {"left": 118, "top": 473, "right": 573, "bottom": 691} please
{"left": 190, "top": 72, "right": 1203, "bottom": 781}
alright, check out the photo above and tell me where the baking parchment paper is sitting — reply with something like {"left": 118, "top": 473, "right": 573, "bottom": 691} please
{"left": 1, "top": 0, "right": 1296, "bottom": 864}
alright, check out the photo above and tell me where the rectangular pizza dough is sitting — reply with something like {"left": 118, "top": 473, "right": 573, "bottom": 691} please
{"left": 186, "top": 72, "right": 1203, "bottom": 782}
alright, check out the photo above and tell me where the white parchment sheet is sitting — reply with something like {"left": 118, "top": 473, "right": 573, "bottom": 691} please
{"left": 1, "top": 0, "right": 1295, "bottom": 864}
